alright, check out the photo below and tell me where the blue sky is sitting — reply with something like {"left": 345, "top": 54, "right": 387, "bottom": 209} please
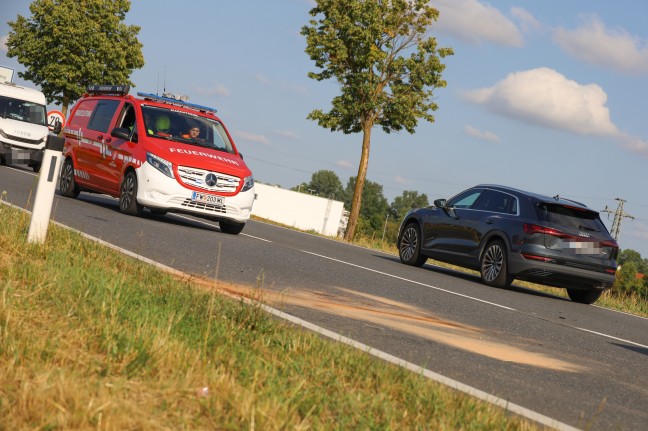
{"left": 2, "top": 0, "right": 648, "bottom": 258}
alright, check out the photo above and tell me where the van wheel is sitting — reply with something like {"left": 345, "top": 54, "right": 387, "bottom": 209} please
{"left": 480, "top": 240, "right": 512, "bottom": 288}
{"left": 32, "top": 162, "right": 41, "bottom": 173}
{"left": 59, "top": 158, "right": 80, "bottom": 198}
{"left": 219, "top": 220, "right": 245, "bottom": 235}
{"left": 119, "top": 171, "right": 143, "bottom": 216}
{"left": 567, "top": 288, "right": 602, "bottom": 304}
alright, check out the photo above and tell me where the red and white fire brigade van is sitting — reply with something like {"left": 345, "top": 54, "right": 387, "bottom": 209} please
{"left": 60, "top": 85, "right": 255, "bottom": 234}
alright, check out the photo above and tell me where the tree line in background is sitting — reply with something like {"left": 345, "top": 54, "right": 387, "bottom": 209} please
{"left": 290, "top": 169, "right": 648, "bottom": 301}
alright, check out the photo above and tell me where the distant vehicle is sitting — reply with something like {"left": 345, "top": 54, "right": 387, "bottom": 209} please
{"left": 397, "top": 184, "right": 618, "bottom": 304}
{"left": 59, "top": 85, "right": 255, "bottom": 234}
{"left": 0, "top": 81, "right": 49, "bottom": 172}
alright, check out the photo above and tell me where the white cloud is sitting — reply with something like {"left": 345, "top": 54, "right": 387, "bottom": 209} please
{"left": 431, "top": 0, "right": 523, "bottom": 47}
{"left": 274, "top": 129, "right": 300, "bottom": 140}
{"left": 193, "top": 84, "right": 230, "bottom": 97}
{"left": 511, "top": 7, "right": 542, "bottom": 34}
{"left": 336, "top": 159, "right": 354, "bottom": 169}
{"left": 632, "top": 222, "right": 648, "bottom": 241}
{"left": 553, "top": 15, "right": 648, "bottom": 76}
{"left": 0, "top": 34, "right": 7, "bottom": 52}
{"left": 464, "top": 125, "right": 501, "bottom": 143}
{"left": 234, "top": 131, "right": 271, "bottom": 146}
{"left": 618, "top": 134, "right": 648, "bottom": 159}
{"left": 394, "top": 176, "right": 411, "bottom": 185}
{"left": 464, "top": 67, "right": 619, "bottom": 136}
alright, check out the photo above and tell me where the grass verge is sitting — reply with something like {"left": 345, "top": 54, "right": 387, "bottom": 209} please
{"left": 0, "top": 204, "right": 539, "bottom": 429}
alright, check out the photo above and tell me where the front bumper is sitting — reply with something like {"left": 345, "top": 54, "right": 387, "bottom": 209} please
{"left": 136, "top": 163, "right": 255, "bottom": 223}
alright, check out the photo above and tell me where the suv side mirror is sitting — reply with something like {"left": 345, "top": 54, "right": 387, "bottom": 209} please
{"left": 434, "top": 199, "right": 447, "bottom": 208}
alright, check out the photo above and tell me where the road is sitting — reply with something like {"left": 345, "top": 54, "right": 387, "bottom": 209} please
{"left": 2, "top": 163, "right": 647, "bottom": 430}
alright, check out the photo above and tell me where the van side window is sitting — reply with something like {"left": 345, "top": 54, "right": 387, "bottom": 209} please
{"left": 117, "top": 103, "right": 136, "bottom": 131}
{"left": 88, "top": 100, "right": 120, "bottom": 132}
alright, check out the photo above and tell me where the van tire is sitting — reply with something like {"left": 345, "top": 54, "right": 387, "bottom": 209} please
{"left": 119, "top": 171, "right": 143, "bottom": 216}
{"left": 219, "top": 220, "right": 245, "bottom": 235}
{"left": 59, "top": 158, "right": 80, "bottom": 198}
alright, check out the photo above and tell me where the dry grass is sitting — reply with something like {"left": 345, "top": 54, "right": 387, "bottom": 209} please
{"left": 1, "top": 204, "right": 540, "bottom": 430}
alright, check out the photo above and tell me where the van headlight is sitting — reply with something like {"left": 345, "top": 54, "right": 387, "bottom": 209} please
{"left": 241, "top": 175, "right": 254, "bottom": 192}
{"left": 146, "top": 152, "right": 174, "bottom": 178}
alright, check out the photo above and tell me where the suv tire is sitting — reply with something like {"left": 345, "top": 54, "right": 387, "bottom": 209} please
{"left": 399, "top": 222, "right": 428, "bottom": 267}
{"left": 567, "top": 288, "right": 603, "bottom": 304}
{"left": 481, "top": 240, "right": 512, "bottom": 288}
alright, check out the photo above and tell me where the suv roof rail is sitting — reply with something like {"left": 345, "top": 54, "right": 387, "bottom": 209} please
{"left": 86, "top": 84, "right": 130, "bottom": 96}
{"left": 136, "top": 92, "right": 218, "bottom": 114}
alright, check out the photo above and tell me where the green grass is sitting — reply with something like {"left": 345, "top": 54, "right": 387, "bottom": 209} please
{"left": 0, "top": 204, "right": 540, "bottom": 430}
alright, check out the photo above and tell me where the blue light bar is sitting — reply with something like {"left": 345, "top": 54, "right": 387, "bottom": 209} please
{"left": 136, "top": 92, "right": 217, "bottom": 114}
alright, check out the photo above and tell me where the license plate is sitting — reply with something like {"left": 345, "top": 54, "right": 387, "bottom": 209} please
{"left": 191, "top": 191, "right": 223, "bottom": 205}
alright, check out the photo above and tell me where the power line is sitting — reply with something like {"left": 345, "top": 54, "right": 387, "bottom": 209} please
{"left": 601, "top": 198, "right": 635, "bottom": 241}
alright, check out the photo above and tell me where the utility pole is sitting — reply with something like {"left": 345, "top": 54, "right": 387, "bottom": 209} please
{"left": 601, "top": 198, "right": 634, "bottom": 241}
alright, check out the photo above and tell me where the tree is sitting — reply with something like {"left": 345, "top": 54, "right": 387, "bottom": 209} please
{"left": 618, "top": 249, "right": 648, "bottom": 275}
{"left": 6, "top": 0, "right": 144, "bottom": 117}
{"left": 390, "top": 190, "right": 429, "bottom": 221}
{"left": 302, "top": 0, "right": 452, "bottom": 241}
{"left": 291, "top": 170, "right": 345, "bottom": 200}
{"left": 344, "top": 176, "right": 389, "bottom": 238}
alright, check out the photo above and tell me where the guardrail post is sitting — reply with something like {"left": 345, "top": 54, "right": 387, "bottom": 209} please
{"left": 27, "top": 134, "right": 65, "bottom": 243}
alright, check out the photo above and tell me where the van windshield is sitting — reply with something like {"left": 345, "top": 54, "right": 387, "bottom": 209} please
{"left": 0, "top": 96, "right": 47, "bottom": 126}
{"left": 141, "top": 106, "right": 236, "bottom": 154}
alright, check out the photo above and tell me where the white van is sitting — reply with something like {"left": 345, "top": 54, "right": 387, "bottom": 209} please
{"left": 0, "top": 82, "right": 49, "bottom": 171}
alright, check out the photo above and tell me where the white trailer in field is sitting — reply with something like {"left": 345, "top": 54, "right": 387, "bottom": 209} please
{"left": 252, "top": 183, "right": 345, "bottom": 237}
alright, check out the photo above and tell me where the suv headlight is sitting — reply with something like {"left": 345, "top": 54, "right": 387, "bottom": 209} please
{"left": 146, "top": 152, "right": 173, "bottom": 178}
{"left": 241, "top": 175, "right": 254, "bottom": 192}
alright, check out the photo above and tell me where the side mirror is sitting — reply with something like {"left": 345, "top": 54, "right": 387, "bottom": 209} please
{"left": 50, "top": 118, "right": 62, "bottom": 135}
{"left": 111, "top": 127, "right": 132, "bottom": 141}
{"left": 239, "top": 152, "right": 244, "bottom": 160}
{"left": 434, "top": 199, "right": 447, "bottom": 208}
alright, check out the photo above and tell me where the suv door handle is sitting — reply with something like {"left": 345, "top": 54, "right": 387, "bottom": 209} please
{"left": 485, "top": 219, "right": 494, "bottom": 224}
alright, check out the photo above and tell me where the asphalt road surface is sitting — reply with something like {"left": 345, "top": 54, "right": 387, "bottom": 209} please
{"left": 2, "top": 164, "right": 647, "bottom": 430}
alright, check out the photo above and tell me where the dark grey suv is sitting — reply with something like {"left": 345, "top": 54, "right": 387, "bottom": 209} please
{"left": 397, "top": 185, "right": 618, "bottom": 304}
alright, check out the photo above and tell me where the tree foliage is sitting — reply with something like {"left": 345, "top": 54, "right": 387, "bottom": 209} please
{"left": 291, "top": 169, "right": 345, "bottom": 200}
{"left": 6, "top": 0, "right": 144, "bottom": 116}
{"left": 390, "top": 190, "right": 429, "bottom": 221}
{"left": 302, "top": 0, "right": 452, "bottom": 241}
{"left": 344, "top": 176, "right": 389, "bottom": 238}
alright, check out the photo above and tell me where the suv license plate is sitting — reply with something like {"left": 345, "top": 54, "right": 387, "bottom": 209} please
{"left": 191, "top": 192, "right": 223, "bottom": 205}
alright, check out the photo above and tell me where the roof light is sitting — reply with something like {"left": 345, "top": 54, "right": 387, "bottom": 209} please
{"left": 136, "top": 92, "right": 217, "bottom": 114}
{"left": 87, "top": 84, "right": 130, "bottom": 96}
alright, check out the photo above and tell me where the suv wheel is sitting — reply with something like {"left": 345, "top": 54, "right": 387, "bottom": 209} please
{"left": 59, "top": 158, "right": 80, "bottom": 198}
{"left": 567, "top": 288, "right": 603, "bottom": 304}
{"left": 480, "top": 240, "right": 512, "bottom": 288}
{"left": 119, "top": 171, "right": 143, "bottom": 216}
{"left": 399, "top": 223, "right": 427, "bottom": 267}
{"left": 219, "top": 220, "right": 245, "bottom": 235}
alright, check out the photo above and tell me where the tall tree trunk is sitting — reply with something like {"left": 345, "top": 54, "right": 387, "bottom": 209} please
{"left": 344, "top": 121, "right": 372, "bottom": 241}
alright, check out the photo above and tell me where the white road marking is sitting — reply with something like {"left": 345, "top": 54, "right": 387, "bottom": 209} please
{"left": 575, "top": 327, "right": 648, "bottom": 350}
{"left": 300, "top": 250, "right": 517, "bottom": 311}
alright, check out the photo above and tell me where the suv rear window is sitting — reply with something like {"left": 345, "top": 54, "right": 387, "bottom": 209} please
{"left": 536, "top": 203, "right": 606, "bottom": 232}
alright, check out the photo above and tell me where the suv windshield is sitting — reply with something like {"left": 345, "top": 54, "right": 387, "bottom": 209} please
{"left": 141, "top": 106, "right": 235, "bottom": 154}
{"left": 0, "top": 96, "right": 47, "bottom": 126}
{"left": 536, "top": 202, "right": 605, "bottom": 232}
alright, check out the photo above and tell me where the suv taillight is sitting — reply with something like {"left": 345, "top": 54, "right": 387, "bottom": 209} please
{"left": 523, "top": 224, "right": 571, "bottom": 238}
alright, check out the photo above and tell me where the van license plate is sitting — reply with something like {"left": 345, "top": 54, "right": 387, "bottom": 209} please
{"left": 192, "top": 192, "right": 223, "bottom": 205}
